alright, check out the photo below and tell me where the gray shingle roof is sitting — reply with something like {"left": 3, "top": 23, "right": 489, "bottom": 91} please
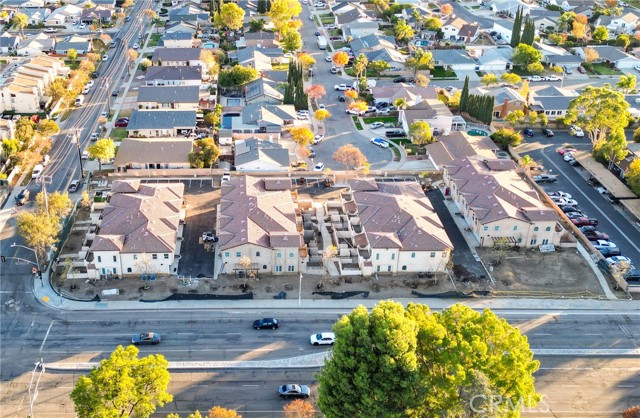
{"left": 235, "top": 138, "right": 290, "bottom": 167}
{"left": 162, "top": 32, "right": 193, "bottom": 41}
{"left": 152, "top": 47, "right": 202, "bottom": 62}
{"left": 127, "top": 109, "right": 197, "bottom": 130}
{"left": 144, "top": 65, "right": 201, "bottom": 81}
{"left": 137, "top": 86, "right": 200, "bottom": 103}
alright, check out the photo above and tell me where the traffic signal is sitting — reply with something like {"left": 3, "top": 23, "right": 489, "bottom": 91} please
{"left": 1, "top": 255, "right": 5, "bottom": 263}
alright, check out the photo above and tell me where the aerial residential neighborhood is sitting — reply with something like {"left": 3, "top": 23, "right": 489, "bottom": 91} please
{"left": 0, "top": 0, "right": 640, "bottom": 415}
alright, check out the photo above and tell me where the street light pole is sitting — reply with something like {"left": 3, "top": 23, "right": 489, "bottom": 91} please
{"left": 11, "top": 243, "right": 42, "bottom": 287}
{"left": 104, "top": 77, "right": 111, "bottom": 115}
{"left": 74, "top": 129, "right": 85, "bottom": 179}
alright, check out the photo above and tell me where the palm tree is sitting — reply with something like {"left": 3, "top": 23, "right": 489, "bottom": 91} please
{"left": 393, "top": 98, "right": 408, "bottom": 110}
{"left": 12, "top": 13, "right": 28, "bottom": 36}
{"left": 151, "top": 16, "right": 163, "bottom": 34}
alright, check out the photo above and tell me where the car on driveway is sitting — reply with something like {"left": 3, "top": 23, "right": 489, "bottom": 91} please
{"left": 313, "top": 134, "right": 324, "bottom": 144}
{"left": 577, "top": 66, "right": 586, "bottom": 74}
{"left": 115, "top": 117, "right": 129, "bottom": 127}
{"left": 370, "top": 122, "right": 384, "bottom": 129}
{"left": 582, "top": 230, "right": 610, "bottom": 241}
{"left": 346, "top": 108, "right": 365, "bottom": 116}
{"left": 528, "top": 76, "right": 543, "bottom": 82}
{"left": 570, "top": 126, "right": 584, "bottom": 137}
{"left": 370, "top": 137, "right": 390, "bottom": 148}
{"left": 522, "top": 128, "right": 534, "bottom": 137}
{"left": 542, "top": 128, "right": 554, "bottom": 137}
{"left": 279, "top": 384, "right": 310, "bottom": 399}
{"left": 15, "top": 189, "right": 30, "bottom": 205}
{"left": 132, "top": 332, "right": 161, "bottom": 345}
{"left": 310, "top": 332, "right": 335, "bottom": 345}
{"left": 325, "top": 24, "right": 337, "bottom": 29}
{"left": 253, "top": 318, "right": 279, "bottom": 329}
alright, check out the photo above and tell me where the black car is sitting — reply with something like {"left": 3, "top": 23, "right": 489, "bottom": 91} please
{"left": 579, "top": 225, "right": 597, "bottom": 234}
{"left": 254, "top": 318, "right": 279, "bottom": 329}
{"left": 542, "top": 128, "right": 555, "bottom": 137}
{"left": 308, "top": 148, "right": 316, "bottom": 158}
{"left": 91, "top": 71, "right": 99, "bottom": 79}
{"left": 15, "top": 189, "right": 30, "bottom": 205}
{"left": 112, "top": 90, "right": 119, "bottom": 97}
{"left": 132, "top": 332, "right": 161, "bottom": 345}
{"left": 560, "top": 205, "right": 579, "bottom": 213}
{"left": 338, "top": 96, "right": 345, "bottom": 102}
{"left": 583, "top": 230, "right": 610, "bottom": 241}
{"left": 393, "top": 77, "right": 407, "bottom": 83}
{"left": 522, "top": 128, "right": 534, "bottom": 137}
{"left": 315, "top": 31, "right": 320, "bottom": 36}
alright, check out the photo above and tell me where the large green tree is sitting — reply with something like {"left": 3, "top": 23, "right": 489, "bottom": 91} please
{"left": 71, "top": 345, "right": 172, "bottom": 418}
{"left": 404, "top": 49, "right": 432, "bottom": 77}
{"left": 394, "top": 19, "right": 415, "bottom": 44}
{"left": 281, "top": 28, "right": 302, "bottom": 51}
{"left": 615, "top": 73, "right": 636, "bottom": 94}
{"left": 218, "top": 65, "right": 258, "bottom": 87}
{"left": 592, "top": 25, "right": 609, "bottom": 43}
{"left": 626, "top": 158, "right": 640, "bottom": 196}
{"left": 408, "top": 120, "right": 433, "bottom": 145}
{"left": 189, "top": 137, "right": 221, "bottom": 168}
{"left": 218, "top": 3, "right": 245, "bottom": 30}
{"left": 565, "top": 84, "right": 630, "bottom": 145}
{"left": 317, "top": 302, "right": 540, "bottom": 418}
{"left": 87, "top": 138, "right": 116, "bottom": 174}
{"left": 512, "top": 43, "right": 542, "bottom": 67}
{"left": 595, "top": 128, "right": 628, "bottom": 169}
{"left": 268, "top": 0, "right": 301, "bottom": 32}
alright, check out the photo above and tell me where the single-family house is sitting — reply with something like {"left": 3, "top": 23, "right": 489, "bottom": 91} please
{"left": 217, "top": 176, "right": 303, "bottom": 275}
{"left": 136, "top": 86, "right": 200, "bottom": 110}
{"left": 80, "top": 6, "right": 112, "bottom": 23}
{"left": 114, "top": 137, "right": 193, "bottom": 170}
{"left": 90, "top": 0, "right": 117, "bottom": 8}
{"left": 24, "top": 8, "right": 50, "bottom": 25}
{"left": 336, "top": 8, "right": 369, "bottom": 26}
{"left": 346, "top": 179, "right": 453, "bottom": 274}
{"left": 89, "top": 180, "right": 186, "bottom": 277}
{"left": 493, "top": 20, "right": 514, "bottom": 44}
{"left": 240, "top": 31, "right": 278, "bottom": 48}
{"left": 168, "top": 5, "right": 210, "bottom": 26}
{"left": 351, "top": 34, "right": 406, "bottom": 71}
{"left": 528, "top": 85, "right": 578, "bottom": 120}
{"left": 165, "top": 21, "right": 198, "bottom": 35}
{"left": 236, "top": 47, "right": 272, "bottom": 72}
{"left": 424, "top": 131, "right": 498, "bottom": 170}
{"left": 234, "top": 138, "right": 290, "bottom": 171}
{"left": 528, "top": 9, "right": 561, "bottom": 33}
{"left": 0, "top": 32, "right": 20, "bottom": 54}
{"left": 370, "top": 85, "right": 438, "bottom": 106}
{"left": 16, "top": 33, "right": 55, "bottom": 56}
{"left": 144, "top": 66, "right": 202, "bottom": 86}
{"left": 431, "top": 49, "right": 477, "bottom": 71}
{"left": 161, "top": 31, "right": 193, "bottom": 48}
{"left": 399, "top": 99, "right": 458, "bottom": 137}
{"left": 560, "top": 0, "right": 593, "bottom": 12}
{"left": 151, "top": 48, "right": 205, "bottom": 73}
{"left": 44, "top": 4, "right": 83, "bottom": 26}
{"left": 54, "top": 35, "right": 92, "bottom": 55}
{"left": 443, "top": 156, "right": 563, "bottom": 247}
{"left": 126, "top": 109, "right": 197, "bottom": 137}
{"left": 576, "top": 45, "right": 640, "bottom": 69}
{"left": 598, "top": 12, "right": 640, "bottom": 35}
{"left": 244, "top": 78, "right": 283, "bottom": 105}
{"left": 474, "top": 46, "right": 513, "bottom": 71}
{"left": 441, "top": 16, "right": 469, "bottom": 41}
{"left": 343, "top": 20, "right": 380, "bottom": 39}
{"left": 2, "top": 0, "right": 45, "bottom": 7}
{"left": 471, "top": 86, "right": 527, "bottom": 119}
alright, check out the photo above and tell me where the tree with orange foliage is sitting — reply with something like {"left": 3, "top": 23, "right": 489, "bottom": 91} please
{"left": 306, "top": 84, "right": 326, "bottom": 100}
{"left": 441, "top": 4, "right": 453, "bottom": 15}
{"left": 333, "top": 144, "right": 367, "bottom": 170}
{"left": 208, "top": 406, "right": 242, "bottom": 418}
{"left": 283, "top": 399, "right": 315, "bottom": 418}
{"left": 332, "top": 51, "right": 349, "bottom": 69}
{"left": 345, "top": 89, "right": 358, "bottom": 99}
{"left": 348, "top": 101, "right": 368, "bottom": 113}
{"left": 290, "top": 127, "right": 314, "bottom": 147}
{"left": 297, "top": 53, "right": 316, "bottom": 69}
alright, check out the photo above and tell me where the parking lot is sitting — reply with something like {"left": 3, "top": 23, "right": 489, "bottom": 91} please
{"left": 517, "top": 133, "right": 640, "bottom": 270}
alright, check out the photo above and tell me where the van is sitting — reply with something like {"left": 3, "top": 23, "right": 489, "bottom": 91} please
{"left": 75, "top": 95, "right": 85, "bottom": 106}
{"left": 385, "top": 129, "right": 406, "bottom": 139}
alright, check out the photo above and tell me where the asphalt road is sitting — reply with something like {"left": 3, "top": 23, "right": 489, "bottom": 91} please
{"left": 519, "top": 132, "right": 640, "bottom": 266}
{"left": 2, "top": 308, "right": 640, "bottom": 417}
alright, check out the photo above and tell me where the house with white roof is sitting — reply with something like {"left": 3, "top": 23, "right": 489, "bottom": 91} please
{"left": 597, "top": 12, "right": 640, "bottom": 35}
{"left": 443, "top": 156, "right": 563, "bottom": 247}
{"left": 399, "top": 99, "right": 460, "bottom": 136}
{"left": 16, "top": 32, "right": 54, "bottom": 56}
{"left": 44, "top": 4, "right": 83, "bottom": 26}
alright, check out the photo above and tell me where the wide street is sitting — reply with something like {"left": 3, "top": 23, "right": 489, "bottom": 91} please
{"left": 1, "top": 304, "right": 640, "bottom": 417}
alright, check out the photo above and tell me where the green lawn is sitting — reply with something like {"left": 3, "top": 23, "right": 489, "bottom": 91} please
{"left": 362, "top": 116, "right": 398, "bottom": 125}
{"left": 352, "top": 116, "right": 363, "bottom": 130}
{"left": 110, "top": 128, "right": 127, "bottom": 140}
{"left": 147, "top": 34, "right": 161, "bottom": 47}
{"left": 430, "top": 66, "right": 457, "bottom": 78}
{"left": 64, "top": 60, "right": 80, "bottom": 70}
{"left": 332, "top": 41, "right": 348, "bottom": 49}
{"left": 510, "top": 67, "right": 534, "bottom": 77}
{"left": 271, "top": 63, "right": 289, "bottom": 71}
{"left": 584, "top": 63, "right": 621, "bottom": 75}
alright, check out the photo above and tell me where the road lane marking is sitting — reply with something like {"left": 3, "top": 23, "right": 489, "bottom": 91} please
{"left": 584, "top": 333, "right": 602, "bottom": 336}
{"left": 617, "top": 385, "right": 636, "bottom": 388}
{"left": 242, "top": 384, "right": 259, "bottom": 387}
{"left": 533, "top": 333, "right": 553, "bottom": 336}
{"left": 40, "top": 320, "right": 55, "bottom": 353}
{"left": 618, "top": 324, "right": 638, "bottom": 348}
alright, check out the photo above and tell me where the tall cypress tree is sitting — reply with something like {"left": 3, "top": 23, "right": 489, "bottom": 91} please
{"left": 520, "top": 17, "right": 535, "bottom": 46}
{"left": 283, "top": 83, "right": 294, "bottom": 104}
{"left": 257, "top": 0, "right": 266, "bottom": 13}
{"left": 510, "top": 7, "right": 522, "bottom": 48}
{"left": 460, "top": 76, "right": 470, "bottom": 112}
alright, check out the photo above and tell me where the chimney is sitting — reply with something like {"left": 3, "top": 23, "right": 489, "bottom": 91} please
{"left": 501, "top": 98, "right": 508, "bottom": 118}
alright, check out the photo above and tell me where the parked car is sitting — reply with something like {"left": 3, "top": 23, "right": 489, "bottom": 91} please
{"left": 564, "top": 153, "right": 576, "bottom": 162}
{"left": 577, "top": 66, "right": 586, "bottom": 74}
{"left": 115, "top": 117, "right": 129, "bottom": 127}
{"left": 522, "top": 128, "right": 534, "bottom": 137}
{"left": 605, "top": 256, "right": 633, "bottom": 269}
{"left": 528, "top": 76, "right": 543, "bottom": 82}
{"left": 313, "top": 135, "right": 324, "bottom": 144}
{"left": 44, "top": 28, "right": 57, "bottom": 33}
{"left": 112, "top": 90, "right": 119, "bottom": 97}
{"left": 385, "top": 129, "right": 406, "bottom": 139}
{"left": 310, "top": 332, "right": 335, "bottom": 345}
{"left": 545, "top": 75, "right": 561, "bottom": 81}
{"left": 560, "top": 205, "right": 579, "bottom": 213}
{"left": 15, "top": 189, "right": 30, "bottom": 205}
{"left": 563, "top": 66, "right": 573, "bottom": 74}
{"left": 330, "top": 67, "right": 339, "bottom": 74}
{"left": 570, "top": 126, "right": 584, "bottom": 137}
{"left": 313, "top": 162, "right": 325, "bottom": 171}
{"left": 571, "top": 217, "right": 598, "bottom": 227}
{"left": 102, "top": 54, "right": 108, "bottom": 61}
{"left": 325, "top": 24, "right": 337, "bottom": 30}
{"left": 296, "top": 110, "right": 309, "bottom": 120}
{"left": 635, "top": 65, "right": 640, "bottom": 73}
{"left": 133, "top": 43, "right": 140, "bottom": 49}
{"left": 334, "top": 83, "right": 348, "bottom": 90}
{"left": 565, "top": 211, "right": 587, "bottom": 219}
{"left": 68, "top": 180, "right": 80, "bottom": 193}
{"left": 593, "top": 240, "right": 621, "bottom": 256}
{"left": 557, "top": 148, "right": 577, "bottom": 155}
{"left": 370, "top": 137, "right": 390, "bottom": 148}
{"left": 542, "top": 128, "right": 554, "bottom": 137}
{"left": 253, "top": 318, "right": 279, "bottom": 329}
{"left": 370, "top": 122, "right": 384, "bottom": 129}
{"left": 552, "top": 197, "right": 578, "bottom": 206}
{"left": 338, "top": 95, "right": 345, "bottom": 102}
{"left": 279, "top": 384, "right": 310, "bottom": 399}
{"left": 534, "top": 174, "right": 558, "bottom": 183}
{"left": 624, "top": 269, "right": 640, "bottom": 284}
{"left": 578, "top": 225, "right": 597, "bottom": 234}
{"left": 549, "top": 191, "right": 572, "bottom": 199}
{"left": 325, "top": 55, "right": 332, "bottom": 62}
{"left": 583, "top": 230, "right": 610, "bottom": 241}
{"left": 308, "top": 147, "right": 316, "bottom": 158}
{"left": 31, "top": 164, "right": 43, "bottom": 179}
{"left": 132, "top": 332, "right": 161, "bottom": 345}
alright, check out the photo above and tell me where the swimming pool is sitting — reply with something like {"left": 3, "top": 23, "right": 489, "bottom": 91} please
{"left": 467, "top": 129, "right": 488, "bottom": 136}
{"left": 222, "top": 115, "right": 235, "bottom": 129}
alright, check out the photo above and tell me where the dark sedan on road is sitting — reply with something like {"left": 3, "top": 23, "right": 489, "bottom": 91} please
{"left": 278, "top": 384, "right": 310, "bottom": 398}
{"left": 132, "top": 332, "right": 161, "bottom": 345}
{"left": 523, "top": 128, "right": 534, "bottom": 137}
{"left": 542, "top": 128, "right": 555, "bottom": 137}
{"left": 253, "top": 318, "right": 279, "bottom": 329}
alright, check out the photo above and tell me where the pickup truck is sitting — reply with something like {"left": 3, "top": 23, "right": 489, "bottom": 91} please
{"left": 533, "top": 174, "right": 558, "bottom": 183}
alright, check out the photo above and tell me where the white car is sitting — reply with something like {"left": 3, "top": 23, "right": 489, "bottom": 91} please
{"left": 79, "top": 22, "right": 87, "bottom": 29}
{"left": 102, "top": 55, "right": 108, "bottom": 61}
{"left": 325, "top": 56, "right": 332, "bottom": 62}
{"left": 313, "top": 134, "right": 324, "bottom": 144}
{"left": 330, "top": 67, "right": 339, "bottom": 74}
{"left": 82, "top": 86, "right": 90, "bottom": 94}
{"left": 133, "top": 43, "right": 140, "bottom": 49}
{"left": 334, "top": 84, "right": 348, "bottom": 91}
{"left": 370, "top": 137, "right": 390, "bottom": 148}
{"left": 295, "top": 110, "right": 309, "bottom": 120}
{"left": 318, "top": 104, "right": 325, "bottom": 109}
{"left": 314, "top": 2, "right": 325, "bottom": 6}
{"left": 310, "top": 332, "right": 335, "bottom": 346}
{"left": 370, "top": 122, "right": 384, "bottom": 129}
{"left": 563, "top": 153, "right": 576, "bottom": 162}
{"left": 634, "top": 65, "right": 640, "bottom": 72}
{"left": 346, "top": 108, "right": 365, "bottom": 116}
{"left": 528, "top": 76, "right": 543, "bottom": 82}
{"left": 545, "top": 75, "right": 561, "bottom": 81}
{"left": 606, "top": 256, "right": 634, "bottom": 269}
{"left": 31, "top": 164, "right": 44, "bottom": 179}
{"left": 313, "top": 162, "right": 325, "bottom": 171}
{"left": 570, "top": 126, "right": 584, "bottom": 137}
{"left": 44, "top": 28, "right": 57, "bottom": 33}
{"left": 86, "top": 80, "right": 95, "bottom": 87}
{"left": 548, "top": 191, "right": 572, "bottom": 199}
{"left": 326, "top": 24, "right": 337, "bottom": 29}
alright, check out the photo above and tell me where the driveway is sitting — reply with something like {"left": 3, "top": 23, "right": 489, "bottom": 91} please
{"left": 425, "top": 189, "right": 488, "bottom": 279}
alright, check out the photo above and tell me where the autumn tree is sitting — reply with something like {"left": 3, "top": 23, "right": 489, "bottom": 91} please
{"left": 87, "top": 138, "right": 116, "bottom": 174}
{"left": 368, "top": 60, "right": 390, "bottom": 74}
{"left": 11, "top": 12, "right": 27, "bottom": 35}
{"left": 408, "top": 120, "right": 433, "bottom": 145}
{"left": 627, "top": 159, "right": 640, "bottom": 196}
{"left": 616, "top": 73, "right": 636, "bottom": 93}
{"left": 592, "top": 25, "right": 609, "bottom": 43}
{"left": 505, "top": 109, "right": 525, "bottom": 127}
{"left": 617, "top": 34, "right": 631, "bottom": 51}
{"left": 200, "top": 50, "right": 220, "bottom": 78}
{"left": 306, "top": 84, "right": 326, "bottom": 101}
{"left": 584, "top": 47, "right": 599, "bottom": 63}
{"left": 352, "top": 54, "right": 369, "bottom": 79}
{"left": 348, "top": 101, "right": 368, "bottom": 113}
{"left": 501, "top": 72, "right": 522, "bottom": 85}
{"left": 440, "top": 3, "right": 453, "bottom": 15}
{"left": 297, "top": 52, "right": 315, "bottom": 69}
{"left": 269, "top": 0, "right": 302, "bottom": 32}
{"left": 414, "top": 74, "right": 429, "bottom": 86}
{"left": 126, "top": 48, "right": 139, "bottom": 72}
{"left": 480, "top": 73, "right": 498, "bottom": 86}
{"left": 67, "top": 48, "right": 78, "bottom": 60}
{"left": 218, "top": 65, "right": 258, "bottom": 87}
{"left": 71, "top": 345, "right": 172, "bottom": 418}
{"left": 188, "top": 138, "right": 220, "bottom": 168}
{"left": 314, "top": 109, "right": 331, "bottom": 121}
{"left": 565, "top": 84, "right": 630, "bottom": 145}
{"left": 290, "top": 127, "right": 314, "bottom": 147}
{"left": 208, "top": 405, "right": 242, "bottom": 418}
{"left": 571, "top": 21, "right": 586, "bottom": 40}
{"left": 394, "top": 19, "right": 414, "bottom": 44}
{"left": 332, "top": 144, "right": 367, "bottom": 170}
{"left": 490, "top": 127, "right": 523, "bottom": 149}
{"left": 332, "top": 51, "right": 349, "bottom": 69}
{"left": 404, "top": 49, "right": 432, "bottom": 77}
{"left": 424, "top": 17, "right": 442, "bottom": 30}
{"left": 281, "top": 28, "right": 302, "bottom": 51}
{"left": 283, "top": 399, "right": 315, "bottom": 418}
{"left": 78, "top": 60, "right": 96, "bottom": 74}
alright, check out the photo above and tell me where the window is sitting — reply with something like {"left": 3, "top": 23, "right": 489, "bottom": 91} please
{"left": 430, "top": 252, "right": 436, "bottom": 258}
{"left": 530, "top": 239, "right": 537, "bottom": 245}
{"left": 375, "top": 253, "right": 380, "bottom": 260}
{"left": 236, "top": 251, "right": 241, "bottom": 257}
{"left": 101, "top": 268, "right": 106, "bottom": 274}
{"left": 164, "top": 254, "right": 169, "bottom": 259}
{"left": 387, "top": 266, "right": 391, "bottom": 272}
{"left": 391, "top": 253, "right": 395, "bottom": 260}
{"left": 277, "top": 252, "right": 282, "bottom": 258}
{"left": 289, "top": 252, "right": 294, "bottom": 258}
{"left": 411, "top": 252, "right": 416, "bottom": 258}
{"left": 263, "top": 265, "right": 267, "bottom": 270}
{"left": 152, "top": 254, "right": 158, "bottom": 260}
{"left": 288, "top": 265, "right": 295, "bottom": 272}
{"left": 275, "top": 265, "right": 282, "bottom": 272}
{"left": 401, "top": 265, "right": 407, "bottom": 271}
{"left": 224, "top": 252, "right": 230, "bottom": 258}
{"left": 545, "top": 226, "right": 551, "bottom": 232}
{"left": 513, "top": 225, "right": 518, "bottom": 231}
{"left": 113, "top": 256, "right": 117, "bottom": 262}
{"left": 97, "top": 256, "right": 101, "bottom": 262}
{"left": 483, "top": 226, "right": 488, "bottom": 231}
{"left": 127, "top": 268, "right": 132, "bottom": 273}
{"left": 534, "top": 226, "right": 539, "bottom": 232}
{"left": 133, "top": 254, "right": 138, "bottom": 260}
{"left": 113, "top": 268, "right": 117, "bottom": 274}
{"left": 256, "top": 251, "right": 261, "bottom": 257}
{"left": 542, "top": 239, "right": 549, "bottom": 245}
{"left": 494, "top": 226, "right": 500, "bottom": 231}
{"left": 376, "top": 265, "right": 381, "bottom": 272}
